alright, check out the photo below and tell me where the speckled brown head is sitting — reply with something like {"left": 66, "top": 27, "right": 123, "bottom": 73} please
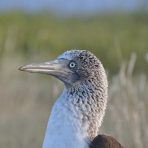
{"left": 19, "top": 50, "right": 107, "bottom": 88}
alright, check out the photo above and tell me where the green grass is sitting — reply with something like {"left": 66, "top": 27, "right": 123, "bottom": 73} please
{"left": 0, "top": 12, "right": 148, "bottom": 74}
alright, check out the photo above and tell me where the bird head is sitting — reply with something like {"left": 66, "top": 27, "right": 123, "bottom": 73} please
{"left": 19, "top": 50, "right": 104, "bottom": 87}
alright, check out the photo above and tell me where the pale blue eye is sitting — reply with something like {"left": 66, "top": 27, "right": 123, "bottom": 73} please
{"left": 69, "top": 61, "right": 76, "bottom": 68}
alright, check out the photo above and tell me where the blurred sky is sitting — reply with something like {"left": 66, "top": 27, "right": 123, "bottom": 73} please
{"left": 0, "top": 0, "right": 147, "bottom": 15}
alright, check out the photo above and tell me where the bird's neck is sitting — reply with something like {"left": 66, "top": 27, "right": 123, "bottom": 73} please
{"left": 66, "top": 76, "right": 108, "bottom": 138}
{"left": 43, "top": 75, "right": 108, "bottom": 148}
{"left": 43, "top": 88, "right": 90, "bottom": 148}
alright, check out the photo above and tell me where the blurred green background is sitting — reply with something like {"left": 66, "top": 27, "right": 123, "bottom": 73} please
{"left": 0, "top": 1, "right": 148, "bottom": 148}
{"left": 0, "top": 12, "right": 148, "bottom": 74}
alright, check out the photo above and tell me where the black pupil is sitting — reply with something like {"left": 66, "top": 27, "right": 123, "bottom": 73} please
{"left": 70, "top": 62, "right": 75, "bottom": 68}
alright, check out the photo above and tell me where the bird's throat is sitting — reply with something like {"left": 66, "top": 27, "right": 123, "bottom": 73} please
{"left": 42, "top": 89, "right": 90, "bottom": 148}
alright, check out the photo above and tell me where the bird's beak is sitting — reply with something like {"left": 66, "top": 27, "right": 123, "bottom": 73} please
{"left": 19, "top": 59, "right": 71, "bottom": 77}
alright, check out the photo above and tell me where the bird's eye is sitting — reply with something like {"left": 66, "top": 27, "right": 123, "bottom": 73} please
{"left": 69, "top": 61, "right": 77, "bottom": 69}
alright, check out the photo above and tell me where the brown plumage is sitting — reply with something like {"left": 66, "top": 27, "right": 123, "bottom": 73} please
{"left": 90, "top": 134, "right": 124, "bottom": 148}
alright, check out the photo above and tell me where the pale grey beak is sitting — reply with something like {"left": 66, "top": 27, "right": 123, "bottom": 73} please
{"left": 19, "top": 59, "right": 71, "bottom": 77}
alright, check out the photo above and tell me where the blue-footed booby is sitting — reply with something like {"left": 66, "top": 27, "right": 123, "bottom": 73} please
{"left": 19, "top": 50, "right": 123, "bottom": 148}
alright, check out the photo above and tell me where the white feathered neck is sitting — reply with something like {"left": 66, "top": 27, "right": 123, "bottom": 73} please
{"left": 43, "top": 72, "right": 108, "bottom": 148}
